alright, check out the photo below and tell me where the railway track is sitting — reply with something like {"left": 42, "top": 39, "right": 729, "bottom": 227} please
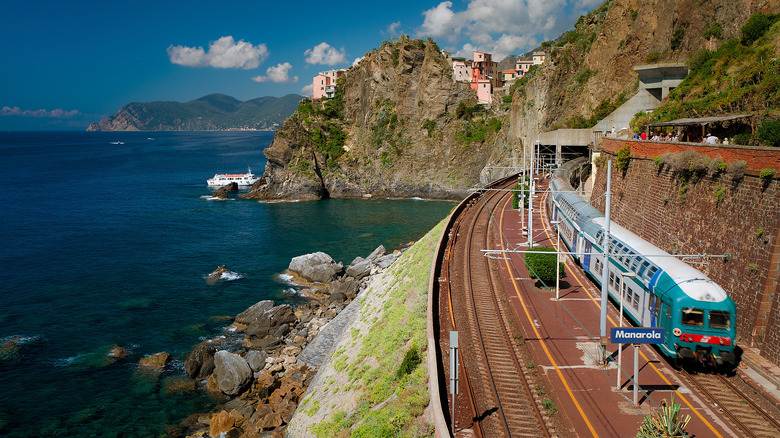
{"left": 681, "top": 369, "right": 780, "bottom": 438}
{"left": 442, "top": 179, "right": 550, "bottom": 438}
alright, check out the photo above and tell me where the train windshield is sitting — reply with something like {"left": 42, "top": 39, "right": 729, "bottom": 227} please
{"left": 709, "top": 310, "right": 731, "bottom": 330}
{"left": 681, "top": 307, "right": 704, "bottom": 326}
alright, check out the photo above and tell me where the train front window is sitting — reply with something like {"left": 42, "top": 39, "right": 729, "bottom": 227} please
{"left": 682, "top": 307, "right": 704, "bottom": 326}
{"left": 709, "top": 310, "right": 731, "bottom": 330}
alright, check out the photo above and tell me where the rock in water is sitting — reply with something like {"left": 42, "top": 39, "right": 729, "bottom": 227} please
{"left": 139, "top": 352, "right": 171, "bottom": 371}
{"left": 206, "top": 265, "right": 240, "bottom": 285}
{"left": 212, "top": 182, "right": 239, "bottom": 199}
{"left": 213, "top": 350, "right": 253, "bottom": 396}
{"left": 184, "top": 343, "right": 216, "bottom": 380}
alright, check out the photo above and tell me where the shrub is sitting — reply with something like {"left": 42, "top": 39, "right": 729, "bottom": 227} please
{"left": 733, "top": 133, "right": 752, "bottom": 145}
{"left": 511, "top": 183, "right": 530, "bottom": 208}
{"left": 525, "top": 246, "right": 564, "bottom": 284}
{"left": 756, "top": 120, "right": 780, "bottom": 147}
{"left": 740, "top": 12, "right": 775, "bottom": 46}
{"left": 727, "top": 161, "right": 747, "bottom": 181}
{"left": 671, "top": 28, "right": 686, "bottom": 51}
{"left": 755, "top": 227, "right": 765, "bottom": 238}
{"left": 396, "top": 348, "right": 422, "bottom": 378}
{"left": 616, "top": 145, "right": 632, "bottom": 171}
{"left": 422, "top": 119, "right": 436, "bottom": 137}
{"left": 636, "top": 396, "right": 690, "bottom": 438}
{"left": 703, "top": 23, "right": 722, "bottom": 40}
{"left": 759, "top": 168, "right": 776, "bottom": 180}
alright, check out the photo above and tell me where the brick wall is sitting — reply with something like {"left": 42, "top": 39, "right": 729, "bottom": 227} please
{"left": 592, "top": 139, "right": 780, "bottom": 364}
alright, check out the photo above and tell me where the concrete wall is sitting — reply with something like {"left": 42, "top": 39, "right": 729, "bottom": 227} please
{"left": 592, "top": 139, "right": 780, "bottom": 364}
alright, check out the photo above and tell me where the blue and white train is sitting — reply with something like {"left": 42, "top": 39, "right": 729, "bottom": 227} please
{"left": 546, "top": 158, "right": 737, "bottom": 366}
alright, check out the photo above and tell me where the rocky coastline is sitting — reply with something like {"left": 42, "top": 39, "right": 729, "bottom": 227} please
{"left": 164, "top": 244, "right": 407, "bottom": 437}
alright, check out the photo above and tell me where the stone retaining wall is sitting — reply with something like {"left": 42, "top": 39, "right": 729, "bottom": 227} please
{"left": 592, "top": 139, "right": 780, "bottom": 364}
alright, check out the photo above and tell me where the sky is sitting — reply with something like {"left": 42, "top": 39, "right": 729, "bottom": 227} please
{"left": 0, "top": 0, "right": 602, "bottom": 130}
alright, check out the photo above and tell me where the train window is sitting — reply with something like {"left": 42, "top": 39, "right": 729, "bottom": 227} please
{"left": 682, "top": 307, "right": 704, "bottom": 326}
{"left": 709, "top": 311, "right": 731, "bottom": 330}
{"left": 632, "top": 291, "right": 639, "bottom": 309}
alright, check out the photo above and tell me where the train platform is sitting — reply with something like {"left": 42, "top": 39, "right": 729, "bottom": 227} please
{"left": 490, "top": 178, "right": 780, "bottom": 437}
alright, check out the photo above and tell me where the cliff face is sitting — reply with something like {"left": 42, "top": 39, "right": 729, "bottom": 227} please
{"left": 512, "top": 0, "right": 779, "bottom": 143}
{"left": 242, "top": 40, "right": 514, "bottom": 201}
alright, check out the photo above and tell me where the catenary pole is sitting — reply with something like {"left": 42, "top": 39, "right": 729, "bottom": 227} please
{"left": 600, "top": 160, "right": 612, "bottom": 364}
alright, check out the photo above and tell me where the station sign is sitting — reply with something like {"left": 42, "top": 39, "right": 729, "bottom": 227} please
{"left": 610, "top": 327, "right": 664, "bottom": 344}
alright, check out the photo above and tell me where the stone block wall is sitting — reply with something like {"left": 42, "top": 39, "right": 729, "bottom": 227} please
{"left": 591, "top": 139, "right": 780, "bottom": 364}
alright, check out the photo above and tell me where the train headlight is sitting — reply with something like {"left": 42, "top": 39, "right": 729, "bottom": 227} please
{"left": 673, "top": 328, "right": 681, "bottom": 337}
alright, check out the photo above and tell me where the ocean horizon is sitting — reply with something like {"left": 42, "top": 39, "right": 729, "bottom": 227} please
{"left": 0, "top": 131, "right": 456, "bottom": 436}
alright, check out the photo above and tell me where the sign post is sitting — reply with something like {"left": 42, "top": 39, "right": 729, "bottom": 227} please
{"left": 610, "top": 327, "right": 664, "bottom": 406}
{"left": 449, "top": 331, "right": 459, "bottom": 433}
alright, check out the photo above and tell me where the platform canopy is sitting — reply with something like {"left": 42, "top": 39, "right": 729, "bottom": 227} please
{"left": 647, "top": 114, "right": 752, "bottom": 128}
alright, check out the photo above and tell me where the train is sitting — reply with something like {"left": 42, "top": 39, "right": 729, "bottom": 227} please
{"left": 545, "top": 158, "right": 737, "bottom": 367}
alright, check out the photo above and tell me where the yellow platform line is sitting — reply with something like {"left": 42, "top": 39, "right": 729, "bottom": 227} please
{"left": 499, "top": 194, "right": 599, "bottom": 437}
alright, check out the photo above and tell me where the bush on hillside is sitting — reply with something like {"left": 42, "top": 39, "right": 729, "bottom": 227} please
{"left": 756, "top": 120, "right": 780, "bottom": 147}
{"left": 740, "top": 12, "right": 778, "bottom": 46}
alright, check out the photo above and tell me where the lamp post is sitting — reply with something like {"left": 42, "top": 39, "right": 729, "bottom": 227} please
{"left": 550, "top": 220, "right": 561, "bottom": 300}
{"left": 617, "top": 271, "right": 637, "bottom": 390}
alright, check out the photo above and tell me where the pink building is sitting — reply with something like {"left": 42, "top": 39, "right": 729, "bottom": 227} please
{"left": 312, "top": 69, "right": 346, "bottom": 99}
{"left": 471, "top": 79, "right": 493, "bottom": 105}
{"left": 515, "top": 60, "right": 533, "bottom": 76}
{"left": 470, "top": 51, "right": 499, "bottom": 88}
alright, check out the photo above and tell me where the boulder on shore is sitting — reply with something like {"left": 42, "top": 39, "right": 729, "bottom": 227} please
{"left": 235, "top": 300, "right": 275, "bottom": 325}
{"left": 184, "top": 343, "right": 216, "bottom": 380}
{"left": 288, "top": 252, "right": 343, "bottom": 283}
{"left": 213, "top": 350, "right": 253, "bottom": 396}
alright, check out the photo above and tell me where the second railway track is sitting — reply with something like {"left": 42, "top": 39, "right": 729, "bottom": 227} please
{"left": 443, "top": 179, "right": 550, "bottom": 438}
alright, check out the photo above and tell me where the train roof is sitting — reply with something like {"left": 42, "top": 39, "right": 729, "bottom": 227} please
{"left": 550, "top": 175, "right": 730, "bottom": 304}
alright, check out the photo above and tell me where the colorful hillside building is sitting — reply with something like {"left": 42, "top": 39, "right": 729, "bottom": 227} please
{"left": 312, "top": 69, "right": 346, "bottom": 99}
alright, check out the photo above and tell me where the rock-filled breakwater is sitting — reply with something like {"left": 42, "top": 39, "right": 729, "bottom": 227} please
{"left": 166, "top": 244, "right": 408, "bottom": 437}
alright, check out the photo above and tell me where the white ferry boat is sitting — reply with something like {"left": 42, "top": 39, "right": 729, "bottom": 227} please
{"left": 207, "top": 167, "right": 259, "bottom": 187}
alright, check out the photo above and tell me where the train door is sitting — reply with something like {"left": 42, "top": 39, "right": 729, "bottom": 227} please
{"left": 582, "top": 240, "right": 592, "bottom": 273}
{"left": 659, "top": 300, "right": 672, "bottom": 346}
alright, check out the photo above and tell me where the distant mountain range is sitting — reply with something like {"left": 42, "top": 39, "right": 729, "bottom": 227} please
{"left": 87, "top": 93, "right": 304, "bottom": 131}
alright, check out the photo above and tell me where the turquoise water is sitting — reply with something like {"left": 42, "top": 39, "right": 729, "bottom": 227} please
{"left": 0, "top": 131, "right": 455, "bottom": 437}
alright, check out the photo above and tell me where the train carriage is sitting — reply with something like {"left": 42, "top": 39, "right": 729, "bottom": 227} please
{"left": 546, "top": 159, "right": 736, "bottom": 366}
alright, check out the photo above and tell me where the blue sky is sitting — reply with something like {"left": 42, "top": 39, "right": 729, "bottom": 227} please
{"left": 0, "top": 0, "right": 601, "bottom": 130}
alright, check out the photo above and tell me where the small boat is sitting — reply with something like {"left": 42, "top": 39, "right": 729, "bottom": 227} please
{"left": 207, "top": 167, "right": 259, "bottom": 187}
{"left": 109, "top": 141, "right": 124, "bottom": 145}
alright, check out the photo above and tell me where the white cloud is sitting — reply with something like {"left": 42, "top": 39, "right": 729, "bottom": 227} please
{"left": 304, "top": 42, "right": 347, "bottom": 66}
{"left": 1, "top": 106, "right": 80, "bottom": 118}
{"left": 387, "top": 21, "right": 402, "bottom": 35}
{"left": 252, "top": 62, "right": 299, "bottom": 83}
{"left": 352, "top": 56, "right": 364, "bottom": 67}
{"left": 417, "top": 0, "right": 577, "bottom": 58}
{"left": 168, "top": 36, "right": 268, "bottom": 69}
{"left": 420, "top": 1, "right": 459, "bottom": 38}
{"left": 301, "top": 84, "right": 313, "bottom": 97}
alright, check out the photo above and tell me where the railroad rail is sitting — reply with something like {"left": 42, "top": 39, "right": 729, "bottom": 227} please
{"left": 438, "top": 177, "right": 550, "bottom": 437}
{"left": 681, "top": 369, "right": 780, "bottom": 438}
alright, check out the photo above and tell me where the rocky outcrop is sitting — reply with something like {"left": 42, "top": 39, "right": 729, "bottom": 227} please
{"left": 173, "top": 243, "right": 411, "bottom": 437}
{"left": 241, "top": 39, "right": 513, "bottom": 202}
{"left": 211, "top": 182, "right": 238, "bottom": 199}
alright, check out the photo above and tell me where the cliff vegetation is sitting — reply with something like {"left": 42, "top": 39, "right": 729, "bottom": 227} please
{"left": 242, "top": 37, "right": 514, "bottom": 201}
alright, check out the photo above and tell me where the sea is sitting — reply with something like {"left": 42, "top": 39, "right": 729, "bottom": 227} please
{"left": 0, "top": 131, "right": 456, "bottom": 437}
